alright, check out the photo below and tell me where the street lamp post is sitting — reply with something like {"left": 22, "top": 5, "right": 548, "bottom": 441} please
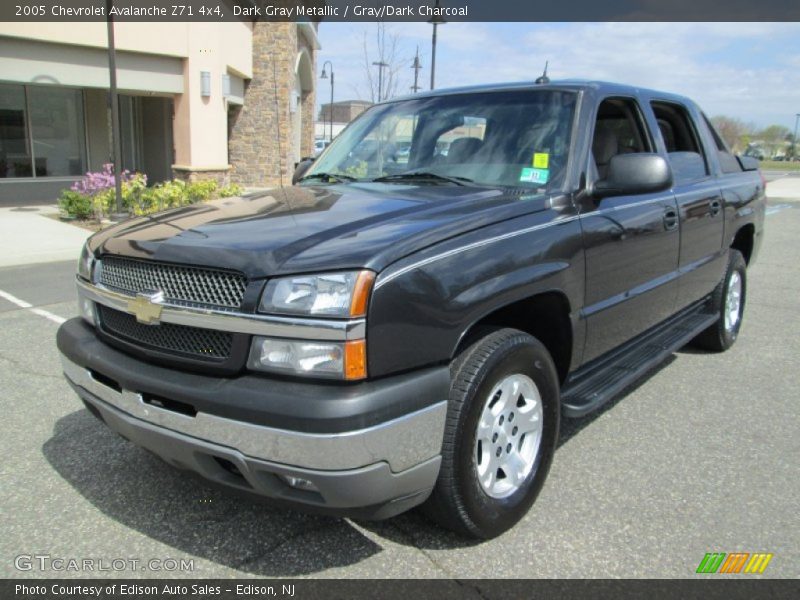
{"left": 793, "top": 113, "right": 800, "bottom": 160}
{"left": 372, "top": 61, "right": 389, "bottom": 102}
{"left": 428, "top": 0, "right": 446, "bottom": 90}
{"left": 106, "top": 0, "right": 124, "bottom": 220}
{"left": 411, "top": 47, "right": 422, "bottom": 93}
{"left": 320, "top": 61, "right": 334, "bottom": 143}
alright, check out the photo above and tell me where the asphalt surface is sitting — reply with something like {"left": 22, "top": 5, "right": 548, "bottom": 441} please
{"left": 763, "top": 170, "right": 800, "bottom": 183}
{"left": 0, "top": 204, "right": 798, "bottom": 579}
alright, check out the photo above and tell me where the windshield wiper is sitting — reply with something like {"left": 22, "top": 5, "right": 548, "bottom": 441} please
{"left": 371, "top": 172, "right": 473, "bottom": 186}
{"left": 298, "top": 172, "right": 357, "bottom": 183}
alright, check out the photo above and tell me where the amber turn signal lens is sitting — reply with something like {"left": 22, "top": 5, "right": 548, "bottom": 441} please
{"left": 349, "top": 271, "right": 376, "bottom": 317}
{"left": 344, "top": 339, "right": 367, "bottom": 380}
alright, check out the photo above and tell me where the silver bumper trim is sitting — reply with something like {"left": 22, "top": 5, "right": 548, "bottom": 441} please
{"left": 77, "top": 277, "right": 366, "bottom": 341}
{"left": 61, "top": 354, "right": 446, "bottom": 473}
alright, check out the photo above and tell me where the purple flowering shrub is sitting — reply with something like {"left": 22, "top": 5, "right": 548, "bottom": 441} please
{"left": 59, "top": 164, "right": 243, "bottom": 220}
{"left": 70, "top": 163, "right": 137, "bottom": 196}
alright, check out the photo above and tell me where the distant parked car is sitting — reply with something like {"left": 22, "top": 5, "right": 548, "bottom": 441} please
{"left": 314, "top": 140, "right": 331, "bottom": 157}
{"left": 395, "top": 143, "right": 411, "bottom": 163}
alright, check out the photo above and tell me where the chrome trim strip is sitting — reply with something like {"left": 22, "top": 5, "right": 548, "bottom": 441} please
{"left": 375, "top": 214, "right": 582, "bottom": 289}
{"left": 61, "top": 354, "right": 446, "bottom": 472}
{"left": 375, "top": 196, "right": 680, "bottom": 290}
{"left": 77, "top": 278, "right": 365, "bottom": 341}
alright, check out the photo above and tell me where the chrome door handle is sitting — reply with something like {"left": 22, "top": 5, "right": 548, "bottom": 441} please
{"left": 663, "top": 208, "right": 679, "bottom": 231}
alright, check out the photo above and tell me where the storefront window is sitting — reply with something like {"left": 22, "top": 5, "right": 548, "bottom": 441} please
{"left": 0, "top": 83, "right": 86, "bottom": 178}
{"left": 0, "top": 84, "right": 32, "bottom": 178}
{"left": 28, "top": 86, "right": 86, "bottom": 177}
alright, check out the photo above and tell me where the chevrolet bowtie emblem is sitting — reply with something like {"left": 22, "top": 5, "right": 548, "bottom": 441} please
{"left": 128, "top": 290, "right": 165, "bottom": 325}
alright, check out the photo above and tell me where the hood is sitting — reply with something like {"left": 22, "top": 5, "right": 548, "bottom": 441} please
{"left": 90, "top": 183, "right": 551, "bottom": 279}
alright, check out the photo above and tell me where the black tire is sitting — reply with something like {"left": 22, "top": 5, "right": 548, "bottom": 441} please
{"left": 692, "top": 249, "right": 747, "bottom": 352}
{"left": 422, "top": 328, "right": 560, "bottom": 539}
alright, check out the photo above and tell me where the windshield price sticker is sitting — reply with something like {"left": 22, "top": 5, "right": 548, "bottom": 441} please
{"left": 533, "top": 153, "right": 550, "bottom": 169}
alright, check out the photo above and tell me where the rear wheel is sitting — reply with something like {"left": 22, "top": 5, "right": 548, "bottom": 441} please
{"left": 423, "top": 328, "right": 560, "bottom": 538}
{"left": 692, "top": 249, "right": 747, "bottom": 351}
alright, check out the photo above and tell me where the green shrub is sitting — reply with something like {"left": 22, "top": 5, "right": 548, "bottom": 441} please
{"left": 59, "top": 175, "right": 244, "bottom": 221}
{"left": 186, "top": 179, "right": 218, "bottom": 203}
{"left": 93, "top": 188, "right": 115, "bottom": 218}
{"left": 219, "top": 183, "right": 244, "bottom": 198}
{"left": 344, "top": 161, "right": 369, "bottom": 179}
{"left": 121, "top": 172, "right": 148, "bottom": 213}
{"left": 58, "top": 190, "right": 93, "bottom": 219}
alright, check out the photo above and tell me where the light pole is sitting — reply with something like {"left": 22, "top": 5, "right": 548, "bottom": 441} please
{"left": 372, "top": 61, "right": 389, "bottom": 102}
{"left": 411, "top": 47, "right": 422, "bottom": 93}
{"left": 106, "top": 0, "right": 124, "bottom": 220}
{"left": 428, "top": 0, "right": 446, "bottom": 90}
{"left": 793, "top": 113, "right": 800, "bottom": 160}
{"left": 320, "top": 61, "right": 334, "bottom": 143}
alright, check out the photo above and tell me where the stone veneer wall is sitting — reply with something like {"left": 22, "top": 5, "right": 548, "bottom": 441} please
{"left": 171, "top": 167, "right": 231, "bottom": 186}
{"left": 228, "top": 23, "right": 316, "bottom": 188}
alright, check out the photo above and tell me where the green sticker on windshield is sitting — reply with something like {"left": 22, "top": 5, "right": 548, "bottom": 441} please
{"left": 519, "top": 167, "right": 549, "bottom": 184}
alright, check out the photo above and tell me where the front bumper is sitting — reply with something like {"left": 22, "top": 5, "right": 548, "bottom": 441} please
{"left": 58, "top": 318, "right": 448, "bottom": 519}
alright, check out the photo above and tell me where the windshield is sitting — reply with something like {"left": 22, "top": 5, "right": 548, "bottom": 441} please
{"left": 305, "top": 89, "right": 578, "bottom": 191}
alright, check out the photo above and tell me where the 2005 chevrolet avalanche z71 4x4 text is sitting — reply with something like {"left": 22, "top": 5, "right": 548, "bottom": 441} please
{"left": 58, "top": 81, "right": 765, "bottom": 538}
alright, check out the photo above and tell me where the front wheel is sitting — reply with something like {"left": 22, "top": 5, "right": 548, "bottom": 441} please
{"left": 422, "top": 328, "right": 560, "bottom": 539}
{"left": 692, "top": 249, "right": 747, "bottom": 351}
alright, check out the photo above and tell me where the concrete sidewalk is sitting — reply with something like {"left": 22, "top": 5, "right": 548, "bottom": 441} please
{"left": 766, "top": 176, "right": 800, "bottom": 201}
{"left": 0, "top": 206, "right": 90, "bottom": 268}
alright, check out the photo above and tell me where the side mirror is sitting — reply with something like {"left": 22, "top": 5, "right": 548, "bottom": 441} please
{"left": 593, "top": 153, "right": 673, "bottom": 199}
{"left": 292, "top": 157, "right": 315, "bottom": 185}
{"left": 737, "top": 154, "right": 760, "bottom": 172}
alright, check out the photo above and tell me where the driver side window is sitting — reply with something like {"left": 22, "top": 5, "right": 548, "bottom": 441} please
{"left": 592, "top": 98, "right": 651, "bottom": 179}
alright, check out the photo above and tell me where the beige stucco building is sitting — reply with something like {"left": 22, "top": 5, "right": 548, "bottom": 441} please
{"left": 0, "top": 21, "right": 318, "bottom": 203}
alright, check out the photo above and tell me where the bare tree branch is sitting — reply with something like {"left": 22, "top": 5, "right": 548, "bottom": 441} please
{"left": 359, "top": 23, "right": 409, "bottom": 103}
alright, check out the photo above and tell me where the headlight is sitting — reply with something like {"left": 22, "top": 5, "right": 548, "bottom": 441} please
{"left": 248, "top": 337, "right": 367, "bottom": 380}
{"left": 77, "top": 243, "right": 95, "bottom": 282}
{"left": 259, "top": 270, "right": 375, "bottom": 318}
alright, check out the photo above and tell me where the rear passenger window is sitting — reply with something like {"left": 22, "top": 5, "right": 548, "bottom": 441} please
{"left": 702, "top": 114, "right": 743, "bottom": 174}
{"left": 650, "top": 101, "right": 709, "bottom": 183}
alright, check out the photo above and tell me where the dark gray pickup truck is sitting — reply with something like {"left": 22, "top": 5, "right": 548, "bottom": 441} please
{"left": 57, "top": 81, "right": 765, "bottom": 538}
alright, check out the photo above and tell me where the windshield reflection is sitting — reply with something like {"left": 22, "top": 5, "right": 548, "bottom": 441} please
{"left": 306, "top": 89, "right": 577, "bottom": 192}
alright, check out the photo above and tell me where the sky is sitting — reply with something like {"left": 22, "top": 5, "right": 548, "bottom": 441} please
{"left": 316, "top": 22, "right": 800, "bottom": 130}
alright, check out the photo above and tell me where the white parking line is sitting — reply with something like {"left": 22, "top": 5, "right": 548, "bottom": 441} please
{"left": 0, "top": 289, "right": 66, "bottom": 324}
{"left": 766, "top": 204, "right": 793, "bottom": 216}
{"left": 767, "top": 173, "right": 790, "bottom": 182}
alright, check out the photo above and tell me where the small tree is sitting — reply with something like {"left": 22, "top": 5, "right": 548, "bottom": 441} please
{"left": 359, "top": 24, "right": 408, "bottom": 103}
{"left": 710, "top": 116, "right": 753, "bottom": 153}
{"left": 758, "top": 124, "right": 792, "bottom": 157}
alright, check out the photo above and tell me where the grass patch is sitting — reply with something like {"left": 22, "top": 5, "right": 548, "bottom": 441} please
{"left": 760, "top": 160, "right": 800, "bottom": 171}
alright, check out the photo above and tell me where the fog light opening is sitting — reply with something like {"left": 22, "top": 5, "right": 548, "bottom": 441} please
{"left": 279, "top": 475, "right": 319, "bottom": 492}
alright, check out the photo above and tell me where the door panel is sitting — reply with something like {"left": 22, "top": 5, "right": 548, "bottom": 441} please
{"left": 674, "top": 179, "right": 726, "bottom": 309}
{"left": 649, "top": 100, "right": 726, "bottom": 310}
{"left": 580, "top": 193, "right": 680, "bottom": 363}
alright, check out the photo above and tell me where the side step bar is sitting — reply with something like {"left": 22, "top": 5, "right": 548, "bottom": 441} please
{"left": 561, "top": 303, "right": 719, "bottom": 417}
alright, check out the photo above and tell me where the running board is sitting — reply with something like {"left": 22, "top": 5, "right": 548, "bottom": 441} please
{"left": 561, "top": 304, "right": 718, "bottom": 417}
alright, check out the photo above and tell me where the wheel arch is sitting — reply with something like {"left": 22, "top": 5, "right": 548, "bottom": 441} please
{"left": 452, "top": 290, "right": 574, "bottom": 385}
{"left": 731, "top": 223, "right": 755, "bottom": 265}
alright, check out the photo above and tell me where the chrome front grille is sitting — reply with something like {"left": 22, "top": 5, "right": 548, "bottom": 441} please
{"left": 98, "top": 305, "right": 233, "bottom": 361}
{"left": 99, "top": 256, "right": 247, "bottom": 309}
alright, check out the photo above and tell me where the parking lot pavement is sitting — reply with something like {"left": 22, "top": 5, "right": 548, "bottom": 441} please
{"left": 0, "top": 206, "right": 798, "bottom": 579}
